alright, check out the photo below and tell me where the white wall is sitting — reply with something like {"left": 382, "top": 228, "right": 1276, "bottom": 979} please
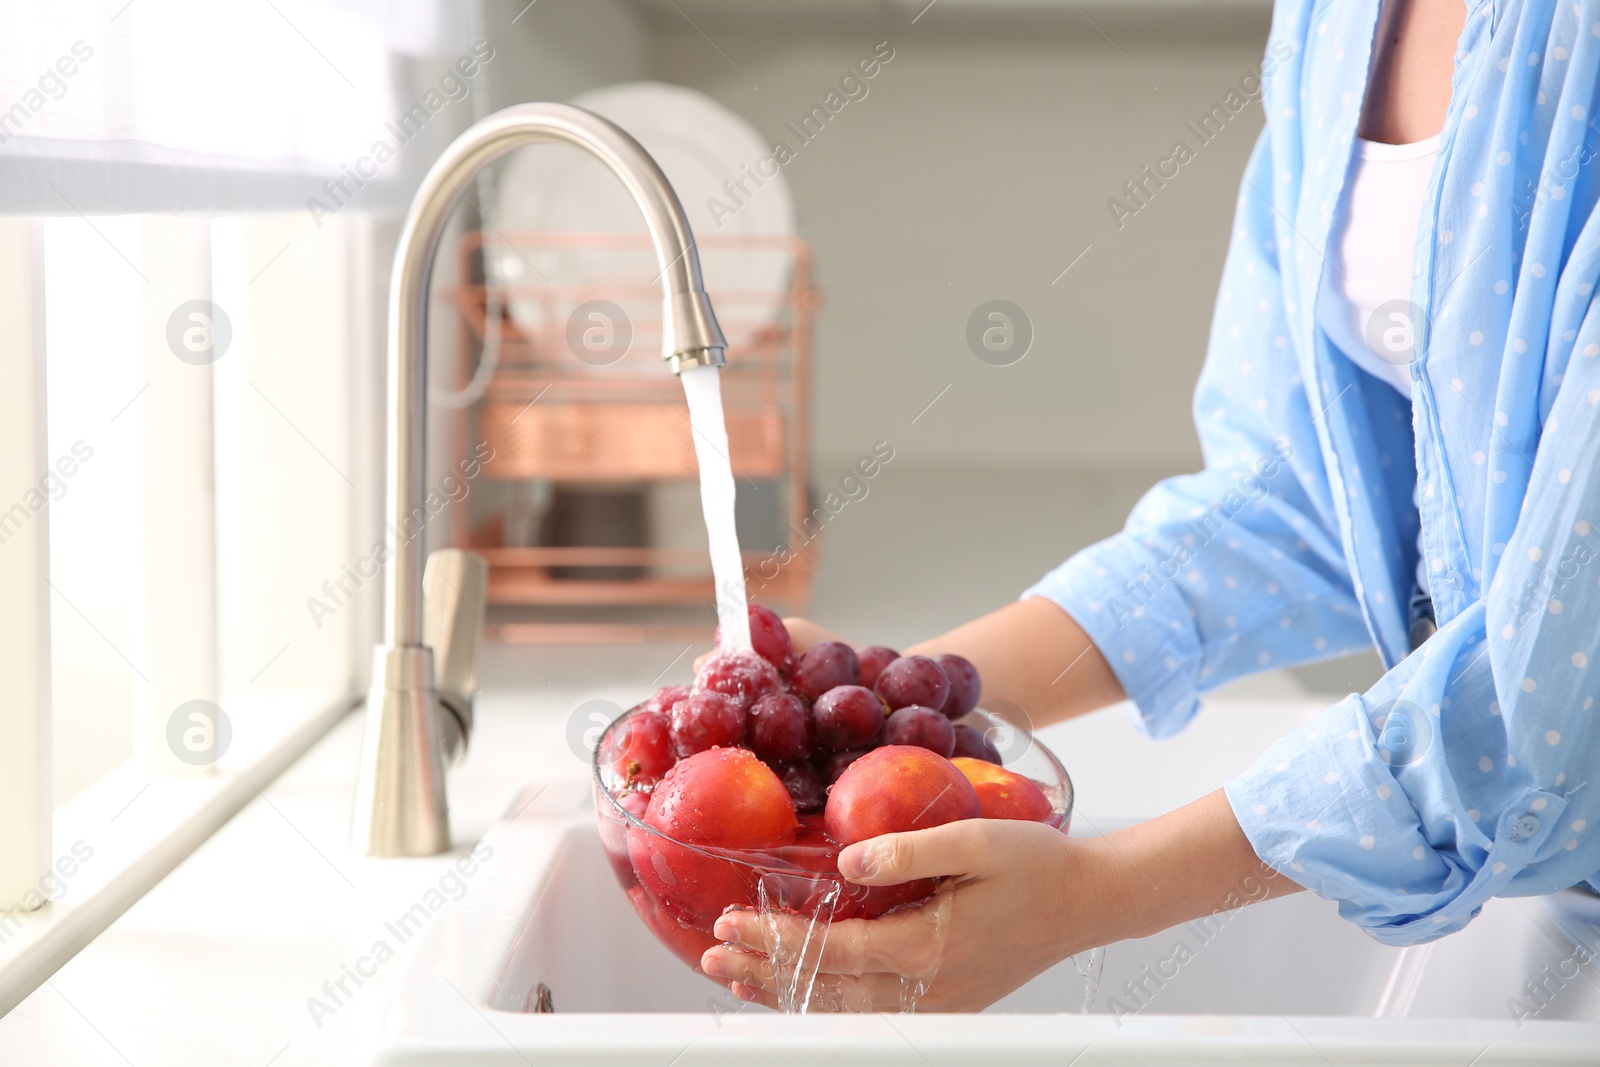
{"left": 653, "top": 21, "right": 1272, "bottom": 478}
{"left": 485, "top": 0, "right": 652, "bottom": 107}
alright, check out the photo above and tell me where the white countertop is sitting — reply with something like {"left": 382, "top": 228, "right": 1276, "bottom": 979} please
{"left": 0, "top": 642, "right": 1327, "bottom": 1064}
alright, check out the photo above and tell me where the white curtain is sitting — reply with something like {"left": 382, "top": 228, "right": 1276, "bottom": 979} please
{"left": 0, "top": 0, "right": 477, "bottom": 212}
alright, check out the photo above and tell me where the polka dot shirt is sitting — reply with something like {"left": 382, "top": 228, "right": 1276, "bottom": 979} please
{"left": 1024, "top": 0, "right": 1600, "bottom": 944}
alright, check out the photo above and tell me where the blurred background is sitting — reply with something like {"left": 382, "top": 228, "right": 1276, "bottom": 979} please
{"left": 2, "top": 0, "right": 1384, "bottom": 814}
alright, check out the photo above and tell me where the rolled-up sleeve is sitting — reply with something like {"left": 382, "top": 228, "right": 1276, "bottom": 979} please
{"left": 1227, "top": 306, "right": 1600, "bottom": 944}
{"left": 1025, "top": 128, "right": 1373, "bottom": 738}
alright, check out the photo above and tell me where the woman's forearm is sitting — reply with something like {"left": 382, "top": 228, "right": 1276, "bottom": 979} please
{"left": 1072, "top": 788, "right": 1302, "bottom": 949}
{"left": 906, "top": 597, "right": 1126, "bottom": 728}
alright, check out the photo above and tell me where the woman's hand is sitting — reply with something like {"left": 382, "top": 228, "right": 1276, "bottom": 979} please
{"left": 780, "top": 616, "right": 845, "bottom": 654}
{"left": 699, "top": 790, "right": 1301, "bottom": 1012}
{"left": 701, "top": 819, "right": 1091, "bottom": 1012}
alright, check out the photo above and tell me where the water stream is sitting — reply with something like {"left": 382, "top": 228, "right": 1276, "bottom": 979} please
{"left": 1072, "top": 947, "right": 1105, "bottom": 1012}
{"left": 680, "top": 364, "right": 751, "bottom": 653}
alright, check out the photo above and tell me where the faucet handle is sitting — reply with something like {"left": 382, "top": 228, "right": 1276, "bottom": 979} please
{"left": 422, "top": 548, "right": 488, "bottom": 763}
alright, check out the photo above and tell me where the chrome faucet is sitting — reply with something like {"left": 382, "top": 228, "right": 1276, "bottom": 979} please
{"left": 352, "top": 104, "right": 728, "bottom": 856}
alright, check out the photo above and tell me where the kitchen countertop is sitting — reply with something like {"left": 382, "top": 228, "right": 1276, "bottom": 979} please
{"left": 0, "top": 641, "right": 1326, "bottom": 1065}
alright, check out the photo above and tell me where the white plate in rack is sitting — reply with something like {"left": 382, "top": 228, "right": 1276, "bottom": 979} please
{"left": 494, "top": 81, "right": 796, "bottom": 366}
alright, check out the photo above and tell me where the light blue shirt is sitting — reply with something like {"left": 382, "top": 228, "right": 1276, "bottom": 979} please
{"left": 1026, "top": 0, "right": 1600, "bottom": 944}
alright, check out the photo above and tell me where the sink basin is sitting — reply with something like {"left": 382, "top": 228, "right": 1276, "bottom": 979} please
{"left": 371, "top": 777, "right": 1600, "bottom": 1065}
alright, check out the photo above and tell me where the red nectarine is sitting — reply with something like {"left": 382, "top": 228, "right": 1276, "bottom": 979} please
{"left": 644, "top": 747, "right": 798, "bottom": 846}
{"left": 951, "top": 757, "right": 1053, "bottom": 822}
{"left": 824, "top": 745, "right": 980, "bottom": 846}
{"left": 629, "top": 748, "right": 798, "bottom": 929}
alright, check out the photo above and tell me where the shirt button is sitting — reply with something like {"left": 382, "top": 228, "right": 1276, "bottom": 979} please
{"left": 1511, "top": 814, "right": 1541, "bottom": 841}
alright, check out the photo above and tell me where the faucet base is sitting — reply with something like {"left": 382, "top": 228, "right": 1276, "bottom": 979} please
{"left": 352, "top": 646, "right": 451, "bottom": 857}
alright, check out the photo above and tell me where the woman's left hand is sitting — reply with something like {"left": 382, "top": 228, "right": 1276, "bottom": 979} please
{"left": 701, "top": 819, "right": 1103, "bottom": 1012}
{"left": 698, "top": 789, "right": 1299, "bottom": 1011}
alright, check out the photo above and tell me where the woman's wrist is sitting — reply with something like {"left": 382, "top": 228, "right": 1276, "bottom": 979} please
{"left": 1043, "top": 835, "right": 1144, "bottom": 962}
{"left": 1051, "top": 790, "right": 1304, "bottom": 957}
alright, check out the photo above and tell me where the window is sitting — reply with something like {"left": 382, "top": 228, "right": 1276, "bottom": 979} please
{"left": 35, "top": 212, "right": 387, "bottom": 806}
{"left": 0, "top": 0, "right": 479, "bottom": 1014}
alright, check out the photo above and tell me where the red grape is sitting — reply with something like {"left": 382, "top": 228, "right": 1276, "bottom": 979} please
{"left": 747, "top": 692, "right": 812, "bottom": 762}
{"left": 883, "top": 705, "right": 955, "bottom": 757}
{"left": 718, "top": 603, "right": 793, "bottom": 671}
{"left": 694, "top": 650, "right": 780, "bottom": 711}
{"left": 820, "top": 748, "right": 870, "bottom": 785}
{"left": 791, "top": 641, "right": 860, "bottom": 701}
{"left": 874, "top": 655, "right": 950, "bottom": 712}
{"left": 856, "top": 646, "right": 899, "bottom": 690}
{"left": 933, "top": 654, "right": 981, "bottom": 719}
{"left": 668, "top": 691, "right": 745, "bottom": 758}
{"left": 951, "top": 723, "right": 1002, "bottom": 763}
{"left": 774, "top": 760, "right": 827, "bottom": 814}
{"left": 812, "top": 685, "right": 885, "bottom": 751}
{"left": 601, "top": 710, "right": 675, "bottom": 790}
{"left": 645, "top": 685, "right": 691, "bottom": 716}
{"left": 748, "top": 603, "right": 795, "bottom": 671}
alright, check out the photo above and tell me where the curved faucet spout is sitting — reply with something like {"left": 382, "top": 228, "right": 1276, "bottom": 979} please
{"left": 354, "top": 104, "right": 727, "bottom": 857}
{"left": 386, "top": 103, "right": 726, "bottom": 648}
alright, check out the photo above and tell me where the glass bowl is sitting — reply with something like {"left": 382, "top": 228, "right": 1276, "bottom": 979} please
{"left": 592, "top": 705, "right": 1073, "bottom": 976}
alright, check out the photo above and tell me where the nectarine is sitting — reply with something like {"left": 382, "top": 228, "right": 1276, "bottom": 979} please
{"left": 951, "top": 757, "right": 1053, "bottom": 822}
{"left": 824, "top": 745, "right": 980, "bottom": 846}
{"left": 643, "top": 746, "right": 798, "bottom": 847}
{"left": 629, "top": 748, "right": 798, "bottom": 928}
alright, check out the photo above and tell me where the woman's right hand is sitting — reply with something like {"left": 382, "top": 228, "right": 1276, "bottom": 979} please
{"left": 780, "top": 616, "right": 847, "bottom": 654}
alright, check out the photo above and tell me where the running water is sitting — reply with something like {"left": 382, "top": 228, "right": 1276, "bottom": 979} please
{"left": 753, "top": 870, "right": 939, "bottom": 1014}
{"left": 680, "top": 363, "right": 751, "bottom": 652}
{"left": 755, "top": 875, "right": 838, "bottom": 1014}
{"left": 1072, "top": 947, "right": 1105, "bottom": 1012}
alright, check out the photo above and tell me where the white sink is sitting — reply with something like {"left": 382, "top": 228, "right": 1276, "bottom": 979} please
{"left": 371, "top": 777, "right": 1600, "bottom": 1065}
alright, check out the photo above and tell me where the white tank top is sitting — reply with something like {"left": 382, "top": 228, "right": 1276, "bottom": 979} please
{"left": 1316, "top": 134, "right": 1440, "bottom": 608}
{"left": 1316, "top": 134, "right": 1441, "bottom": 397}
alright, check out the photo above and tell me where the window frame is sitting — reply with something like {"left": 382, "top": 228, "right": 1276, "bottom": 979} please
{"left": 0, "top": 210, "right": 395, "bottom": 1013}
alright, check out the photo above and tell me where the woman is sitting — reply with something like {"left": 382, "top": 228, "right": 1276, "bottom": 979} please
{"left": 702, "top": 0, "right": 1600, "bottom": 1011}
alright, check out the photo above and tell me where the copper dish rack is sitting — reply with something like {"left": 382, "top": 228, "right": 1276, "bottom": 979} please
{"left": 446, "top": 230, "right": 819, "bottom": 641}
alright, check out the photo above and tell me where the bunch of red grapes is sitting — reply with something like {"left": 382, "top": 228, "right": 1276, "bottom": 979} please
{"left": 602, "top": 604, "right": 1009, "bottom": 812}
